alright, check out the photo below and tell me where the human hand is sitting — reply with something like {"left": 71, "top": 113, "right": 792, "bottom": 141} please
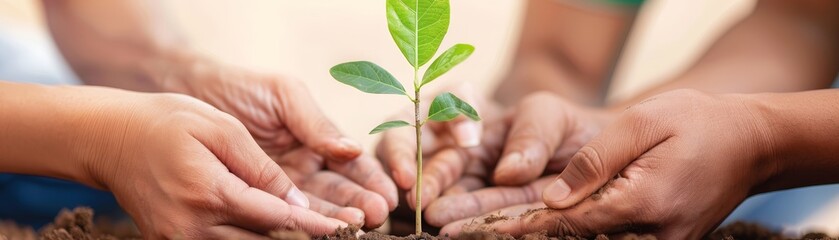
{"left": 160, "top": 57, "right": 362, "bottom": 162}
{"left": 158, "top": 57, "right": 398, "bottom": 227}
{"left": 81, "top": 92, "right": 348, "bottom": 238}
{"left": 441, "top": 90, "right": 776, "bottom": 239}
{"left": 274, "top": 149, "right": 398, "bottom": 228}
{"left": 408, "top": 92, "right": 613, "bottom": 212}
{"left": 376, "top": 83, "right": 497, "bottom": 191}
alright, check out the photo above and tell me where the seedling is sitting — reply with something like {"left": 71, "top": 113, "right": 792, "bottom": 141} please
{"left": 329, "top": 0, "right": 478, "bottom": 235}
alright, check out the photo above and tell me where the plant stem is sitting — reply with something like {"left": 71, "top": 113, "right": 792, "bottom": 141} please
{"left": 413, "top": 68, "right": 423, "bottom": 235}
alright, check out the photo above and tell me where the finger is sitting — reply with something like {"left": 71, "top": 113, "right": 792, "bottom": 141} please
{"left": 190, "top": 113, "right": 309, "bottom": 208}
{"left": 274, "top": 148, "right": 325, "bottom": 180}
{"left": 377, "top": 125, "right": 443, "bottom": 189}
{"left": 277, "top": 79, "right": 361, "bottom": 161}
{"left": 408, "top": 148, "right": 469, "bottom": 210}
{"left": 439, "top": 202, "right": 545, "bottom": 237}
{"left": 442, "top": 175, "right": 485, "bottom": 196}
{"left": 222, "top": 186, "right": 347, "bottom": 236}
{"left": 494, "top": 92, "right": 567, "bottom": 185}
{"left": 443, "top": 83, "right": 483, "bottom": 147}
{"left": 300, "top": 172, "right": 389, "bottom": 228}
{"left": 543, "top": 108, "right": 667, "bottom": 209}
{"left": 205, "top": 225, "right": 271, "bottom": 240}
{"left": 424, "top": 176, "right": 555, "bottom": 227}
{"left": 456, "top": 188, "right": 636, "bottom": 238}
{"left": 306, "top": 192, "right": 365, "bottom": 226}
{"left": 327, "top": 155, "right": 399, "bottom": 210}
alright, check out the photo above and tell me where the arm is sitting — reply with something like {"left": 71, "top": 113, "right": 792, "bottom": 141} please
{"left": 40, "top": 1, "right": 397, "bottom": 226}
{"left": 752, "top": 89, "right": 839, "bottom": 192}
{"left": 0, "top": 81, "right": 348, "bottom": 237}
{"left": 41, "top": 0, "right": 186, "bottom": 91}
{"left": 440, "top": 89, "right": 839, "bottom": 238}
{"left": 613, "top": 0, "right": 839, "bottom": 107}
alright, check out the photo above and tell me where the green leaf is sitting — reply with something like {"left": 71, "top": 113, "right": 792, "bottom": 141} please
{"left": 369, "top": 120, "right": 412, "bottom": 134}
{"left": 421, "top": 44, "right": 474, "bottom": 87}
{"left": 330, "top": 61, "right": 406, "bottom": 95}
{"left": 427, "top": 92, "right": 480, "bottom": 122}
{"left": 386, "top": 0, "right": 450, "bottom": 68}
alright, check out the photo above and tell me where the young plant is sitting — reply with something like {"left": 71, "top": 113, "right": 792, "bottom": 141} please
{"left": 329, "top": 0, "right": 478, "bottom": 235}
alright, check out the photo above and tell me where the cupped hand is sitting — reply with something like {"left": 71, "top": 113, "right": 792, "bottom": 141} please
{"left": 407, "top": 92, "right": 613, "bottom": 212}
{"left": 375, "top": 83, "right": 498, "bottom": 190}
{"left": 441, "top": 89, "right": 777, "bottom": 239}
{"left": 85, "top": 93, "right": 348, "bottom": 239}
{"left": 160, "top": 57, "right": 397, "bottom": 228}
{"left": 160, "top": 58, "right": 362, "bottom": 162}
{"left": 274, "top": 148, "right": 398, "bottom": 228}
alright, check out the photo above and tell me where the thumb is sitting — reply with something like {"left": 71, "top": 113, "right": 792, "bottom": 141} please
{"left": 543, "top": 109, "right": 667, "bottom": 209}
{"left": 277, "top": 79, "right": 361, "bottom": 161}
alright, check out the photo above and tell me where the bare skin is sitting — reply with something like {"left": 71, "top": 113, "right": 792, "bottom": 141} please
{"left": 378, "top": 0, "right": 839, "bottom": 235}
{"left": 378, "top": 0, "right": 636, "bottom": 196}
{"left": 442, "top": 89, "right": 839, "bottom": 239}
{"left": 1, "top": 0, "right": 397, "bottom": 234}
{"left": 0, "top": 82, "right": 348, "bottom": 238}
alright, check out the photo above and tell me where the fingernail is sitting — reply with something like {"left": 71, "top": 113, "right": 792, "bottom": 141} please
{"left": 338, "top": 137, "right": 362, "bottom": 152}
{"left": 286, "top": 187, "right": 310, "bottom": 209}
{"left": 543, "top": 179, "right": 571, "bottom": 203}
{"left": 498, "top": 152, "right": 522, "bottom": 170}
{"left": 454, "top": 122, "right": 481, "bottom": 147}
{"left": 347, "top": 208, "right": 365, "bottom": 224}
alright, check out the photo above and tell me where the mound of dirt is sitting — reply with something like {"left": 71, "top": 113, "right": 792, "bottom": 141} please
{"left": 2, "top": 207, "right": 836, "bottom": 240}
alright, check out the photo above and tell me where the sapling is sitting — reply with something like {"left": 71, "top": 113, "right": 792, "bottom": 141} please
{"left": 329, "top": 0, "right": 478, "bottom": 235}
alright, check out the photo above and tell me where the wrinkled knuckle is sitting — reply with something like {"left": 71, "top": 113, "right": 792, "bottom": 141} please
{"left": 179, "top": 182, "right": 225, "bottom": 212}
{"left": 257, "top": 162, "right": 293, "bottom": 193}
{"left": 568, "top": 145, "right": 607, "bottom": 183}
{"left": 532, "top": 214, "right": 587, "bottom": 237}
{"left": 215, "top": 111, "right": 248, "bottom": 133}
{"left": 273, "top": 213, "right": 298, "bottom": 231}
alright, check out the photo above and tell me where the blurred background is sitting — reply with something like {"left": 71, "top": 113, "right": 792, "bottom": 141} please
{"left": 0, "top": 0, "right": 756, "bottom": 148}
{"left": 2, "top": 0, "right": 838, "bottom": 236}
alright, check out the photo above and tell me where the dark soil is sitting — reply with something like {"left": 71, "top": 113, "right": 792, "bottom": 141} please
{"left": 2, "top": 207, "right": 836, "bottom": 240}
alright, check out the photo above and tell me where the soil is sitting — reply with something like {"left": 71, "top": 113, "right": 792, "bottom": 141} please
{"left": 1, "top": 207, "right": 836, "bottom": 240}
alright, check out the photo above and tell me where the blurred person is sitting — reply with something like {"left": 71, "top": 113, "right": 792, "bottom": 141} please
{"left": 376, "top": 0, "right": 839, "bottom": 236}
{"left": 0, "top": 0, "right": 398, "bottom": 237}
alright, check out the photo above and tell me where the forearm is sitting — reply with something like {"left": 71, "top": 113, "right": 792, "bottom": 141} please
{"left": 42, "top": 0, "right": 189, "bottom": 92}
{"left": 746, "top": 89, "right": 839, "bottom": 193}
{"left": 0, "top": 81, "right": 130, "bottom": 188}
{"left": 613, "top": 0, "right": 839, "bottom": 109}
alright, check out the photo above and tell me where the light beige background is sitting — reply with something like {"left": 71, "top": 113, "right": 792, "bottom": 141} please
{"left": 0, "top": 0, "right": 751, "bottom": 150}
{"left": 4, "top": 0, "right": 838, "bottom": 234}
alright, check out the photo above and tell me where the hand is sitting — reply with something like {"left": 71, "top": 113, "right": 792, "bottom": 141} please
{"left": 442, "top": 90, "right": 776, "bottom": 239}
{"left": 275, "top": 149, "right": 398, "bottom": 228}
{"left": 160, "top": 57, "right": 362, "bottom": 162}
{"left": 83, "top": 92, "right": 348, "bottom": 238}
{"left": 408, "top": 92, "right": 613, "bottom": 213}
{"left": 376, "top": 83, "right": 498, "bottom": 191}
{"left": 159, "top": 57, "right": 398, "bottom": 225}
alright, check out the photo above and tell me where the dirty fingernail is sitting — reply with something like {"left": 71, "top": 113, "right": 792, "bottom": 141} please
{"left": 543, "top": 179, "right": 571, "bottom": 204}
{"left": 346, "top": 207, "right": 365, "bottom": 225}
{"left": 286, "top": 187, "right": 310, "bottom": 209}
{"left": 454, "top": 122, "right": 481, "bottom": 147}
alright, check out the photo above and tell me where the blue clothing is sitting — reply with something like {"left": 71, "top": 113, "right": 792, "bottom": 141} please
{"left": 0, "top": 174, "right": 123, "bottom": 228}
{"left": 0, "top": 23, "right": 123, "bottom": 228}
